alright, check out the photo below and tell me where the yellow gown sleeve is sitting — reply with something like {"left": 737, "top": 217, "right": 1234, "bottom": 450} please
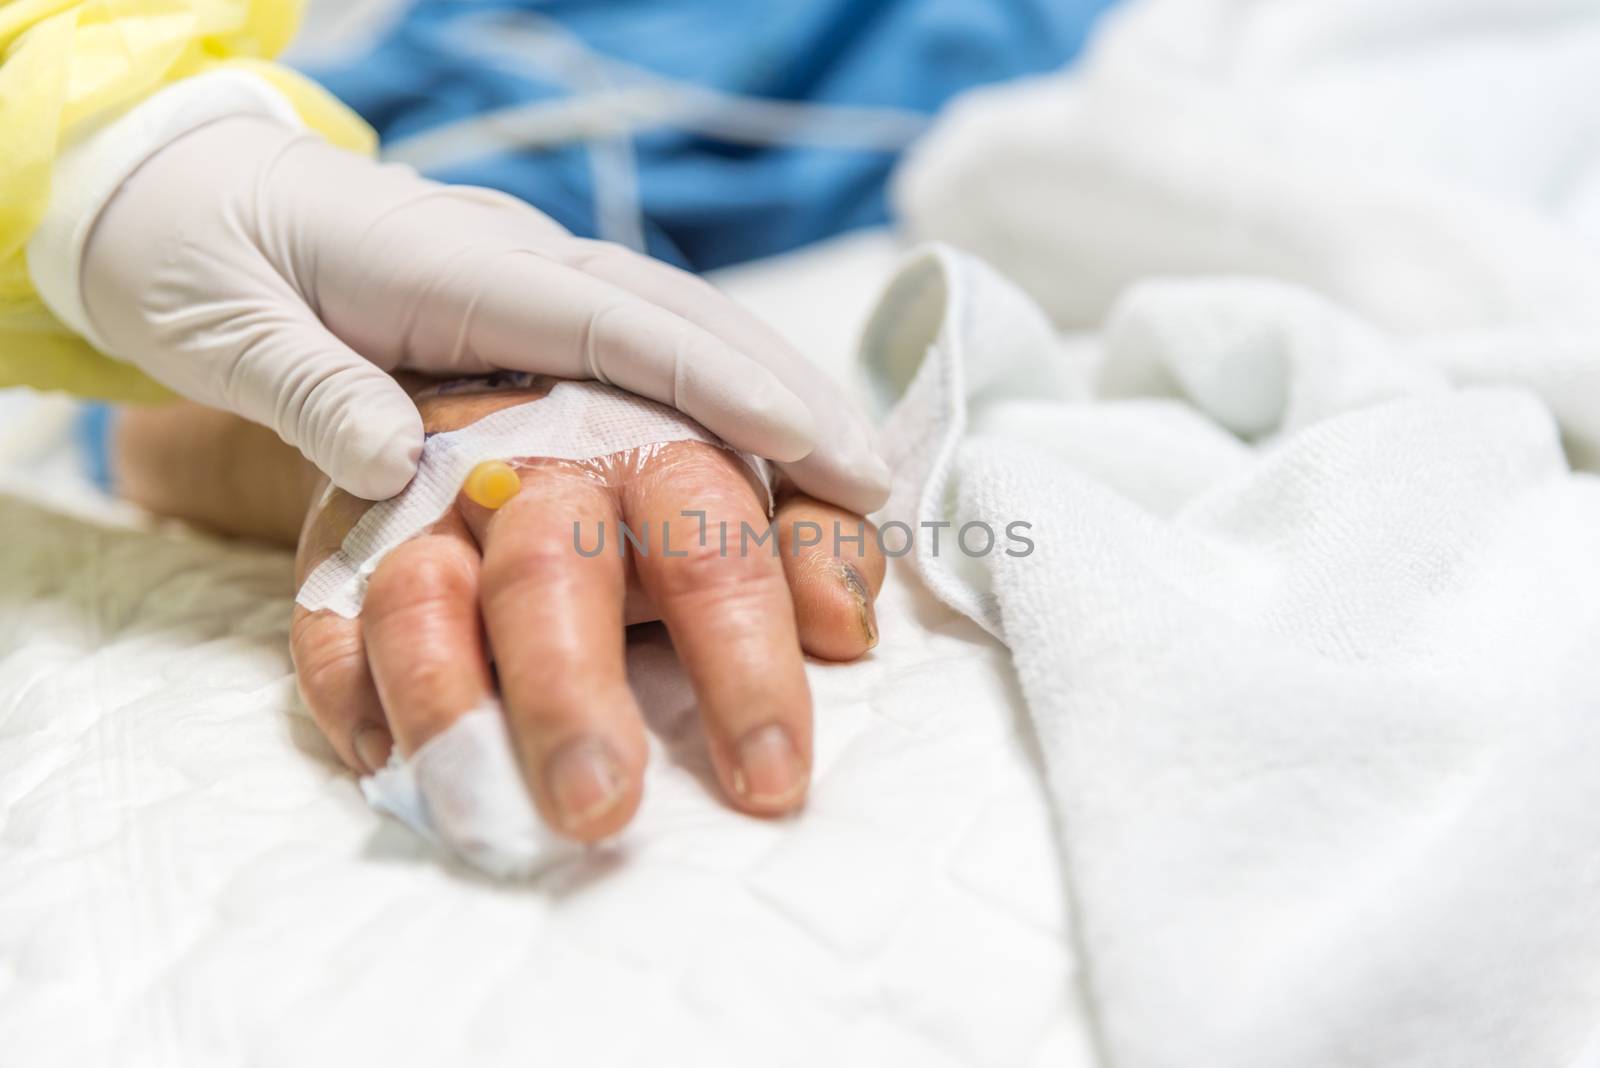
{"left": 0, "top": 0, "right": 376, "bottom": 401}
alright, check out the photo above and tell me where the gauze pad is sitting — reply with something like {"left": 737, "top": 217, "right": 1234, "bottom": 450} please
{"left": 361, "top": 698, "right": 576, "bottom": 878}
{"left": 296, "top": 378, "right": 772, "bottom": 618}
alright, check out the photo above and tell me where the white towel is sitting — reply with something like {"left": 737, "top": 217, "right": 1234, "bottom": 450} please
{"left": 866, "top": 0, "right": 1600, "bottom": 1063}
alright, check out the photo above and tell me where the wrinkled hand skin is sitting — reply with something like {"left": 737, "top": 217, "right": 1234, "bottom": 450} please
{"left": 292, "top": 377, "right": 886, "bottom": 843}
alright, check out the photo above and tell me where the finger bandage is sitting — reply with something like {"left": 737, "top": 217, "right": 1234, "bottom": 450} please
{"left": 296, "top": 379, "right": 772, "bottom": 618}
{"left": 362, "top": 698, "right": 576, "bottom": 878}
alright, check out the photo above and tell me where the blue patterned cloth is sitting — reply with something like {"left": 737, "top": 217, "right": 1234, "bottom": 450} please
{"left": 297, "top": 0, "right": 1119, "bottom": 270}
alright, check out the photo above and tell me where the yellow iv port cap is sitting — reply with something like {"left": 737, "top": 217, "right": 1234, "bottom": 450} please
{"left": 463, "top": 460, "right": 523, "bottom": 510}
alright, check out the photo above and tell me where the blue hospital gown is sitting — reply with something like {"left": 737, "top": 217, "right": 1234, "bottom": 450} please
{"left": 297, "top": 0, "right": 1120, "bottom": 270}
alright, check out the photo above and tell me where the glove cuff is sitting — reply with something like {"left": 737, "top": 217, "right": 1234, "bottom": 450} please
{"left": 26, "top": 71, "right": 306, "bottom": 355}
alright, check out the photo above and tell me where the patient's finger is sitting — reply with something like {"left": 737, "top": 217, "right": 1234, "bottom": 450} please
{"left": 290, "top": 479, "right": 395, "bottom": 775}
{"left": 291, "top": 606, "right": 391, "bottom": 775}
{"left": 624, "top": 444, "right": 812, "bottom": 815}
{"left": 467, "top": 465, "right": 648, "bottom": 842}
{"left": 361, "top": 512, "right": 492, "bottom": 756}
{"left": 776, "top": 493, "right": 887, "bottom": 662}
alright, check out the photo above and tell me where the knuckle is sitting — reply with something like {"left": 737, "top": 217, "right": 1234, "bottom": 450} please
{"left": 565, "top": 240, "right": 632, "bottom": 273}
{"left": 397, "top": 654, "right": 458, "bottom": 701}
{"left": 578, "top": 302, "right": 639, "bottom": 381}
{"left": 655, "top": 439, "right": 728, "bottom": 471}
{"left": 366, "top": 539, "right": 477, "bottom": 616}
{"left": 655, "top": 532, "right": 778, "bottom": 602}
{"left": 292, "top": 623, "right": 366, "bottom": 713}
{"left": 650, "top": 444, "right": 764, "bottom": 503}
{"left": 482, "top": 527, "right": 594, "bottom": 608}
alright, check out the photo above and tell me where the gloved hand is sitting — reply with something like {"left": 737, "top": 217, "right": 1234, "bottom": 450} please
{"left": 75, "top": 113, "right": 890, "bottom": 510}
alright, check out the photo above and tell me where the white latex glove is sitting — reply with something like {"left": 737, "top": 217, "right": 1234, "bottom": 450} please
{"left": 67, "top": 111, "right": 890, "bottom": 509}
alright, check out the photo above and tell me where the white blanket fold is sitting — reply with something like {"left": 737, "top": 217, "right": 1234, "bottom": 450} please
{"left": 871, "top": 0, "right": 1600, "bottom": 1062}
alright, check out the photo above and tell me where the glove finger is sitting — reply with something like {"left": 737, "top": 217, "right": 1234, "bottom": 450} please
{"left": 224, "top": 313, "right": 425, "bottom": 501}
{"left": 309, "top": 188, "right": 822, "bottom": 470}
{"left": 444, "top": 252, "right": 819, "bottom": 463}
{"left": 558, "top": 239, "right": 891, "bottom": 514}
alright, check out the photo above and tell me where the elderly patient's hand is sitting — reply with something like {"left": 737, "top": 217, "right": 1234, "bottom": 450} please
{"left": 292, "top": 379, "right": 885, "bottom": 842}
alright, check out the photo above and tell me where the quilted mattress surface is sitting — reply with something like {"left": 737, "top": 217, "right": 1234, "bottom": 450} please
{"left": 0, "top": 234, "right": 1087, "bottom": 1067}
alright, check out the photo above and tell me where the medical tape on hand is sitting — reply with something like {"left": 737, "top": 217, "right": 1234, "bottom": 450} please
{"left": 296, "top": 379, "right": 772, "bottom": 618}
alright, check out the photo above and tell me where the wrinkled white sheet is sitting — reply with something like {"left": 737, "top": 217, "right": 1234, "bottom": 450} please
{"left": 882, "top": 1, "right": 1600, "bottom": 1065}
{"left": 12, "top": 0, "right": 1600, "bottom": 1059}
{"left": 0, "top": 233, "right": 1090, "bottom": 1068}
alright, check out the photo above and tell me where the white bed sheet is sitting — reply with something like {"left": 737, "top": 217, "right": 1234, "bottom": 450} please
{"left": 0, "top": 232, "right": 1088, "bottom": 1068}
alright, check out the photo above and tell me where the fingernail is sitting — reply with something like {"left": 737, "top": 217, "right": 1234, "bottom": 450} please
{"left": 839, "top": 562, "right": 878, "bottom": 648}
{"left": 732, "top": 724, "right": 807, "bottom": 809}
{"left": 353, "top": 725, "right": 394, "bottom": 774}
{"left": 544, "top": 737, "right": 627, "bottom": 831}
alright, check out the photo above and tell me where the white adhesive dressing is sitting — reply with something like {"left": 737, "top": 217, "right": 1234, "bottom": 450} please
{"left": 361, "top": 700, "right": 577, "bottom": 879}
{"left": 296, "top": 379, "right": 772, "bottom": 618}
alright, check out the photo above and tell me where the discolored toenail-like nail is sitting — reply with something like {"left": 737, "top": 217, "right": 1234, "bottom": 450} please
{"left": 839, "top": 561, "right": 878, "bottom": 648}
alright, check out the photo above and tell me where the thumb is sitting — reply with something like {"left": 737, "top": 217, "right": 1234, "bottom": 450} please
{"left": 223, "top": 314, "right": 425, "bottom": 500}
